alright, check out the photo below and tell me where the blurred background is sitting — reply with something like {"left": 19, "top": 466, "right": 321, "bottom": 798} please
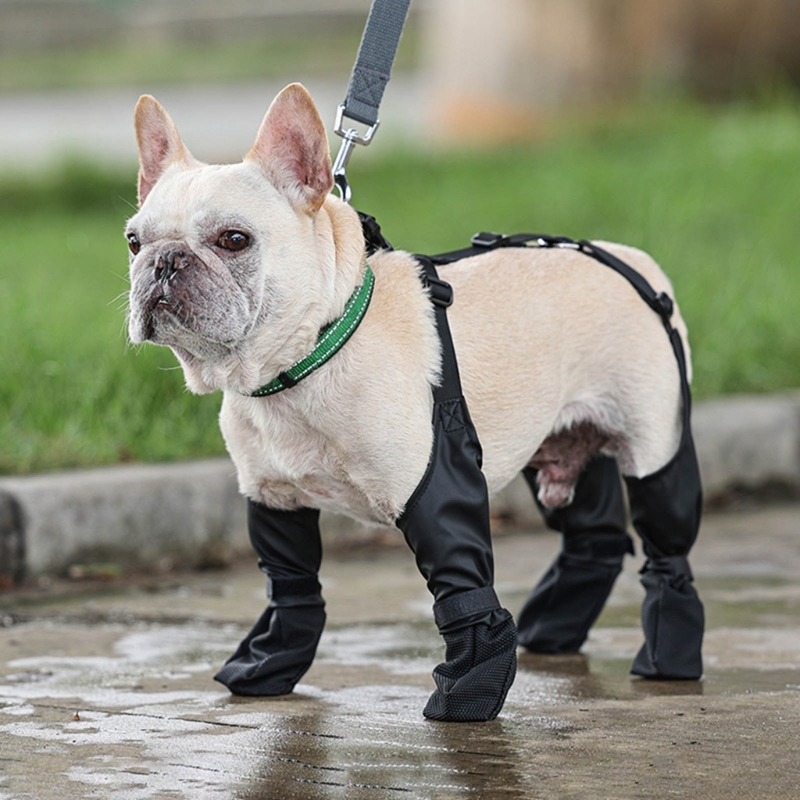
{"left": 1, "top": 0, "right": 800, "bottom": 474}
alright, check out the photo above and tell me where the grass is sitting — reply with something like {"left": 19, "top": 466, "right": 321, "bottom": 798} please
{"left": 1, "top": 98, "right": 799, "bottom": 474}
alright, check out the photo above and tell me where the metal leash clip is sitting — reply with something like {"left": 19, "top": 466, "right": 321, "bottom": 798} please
{"left": 332, "top": 105, "right": 380, "bottom": 204}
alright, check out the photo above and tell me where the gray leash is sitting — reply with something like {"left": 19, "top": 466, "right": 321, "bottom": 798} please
{"left": 332, "top": 0, "right": 411, "bottom": 203}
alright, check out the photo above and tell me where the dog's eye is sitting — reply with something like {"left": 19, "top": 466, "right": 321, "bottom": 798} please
{"left": 217, "top": 230, "right": 250, "bottom": 252}
{"left": 127, "top": 233, "right": 141, "bottom": 255}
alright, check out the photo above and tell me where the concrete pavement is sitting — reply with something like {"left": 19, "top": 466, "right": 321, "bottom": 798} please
{"left": 1, "top": 503, "right": 799, "bottom": 799}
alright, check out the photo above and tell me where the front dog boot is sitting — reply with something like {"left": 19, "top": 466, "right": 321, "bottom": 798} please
{"left": 631, "top": 555, "right": 704, "bottom": 680}
{"left": 397, "top": 394, "right": 517, "bottom": 722}
{"left": 517, "top": 457, "right": 634, "bottom": 653}
{"left": 425, "top": 588, "right": 518, "bottom": 722}
{"left": 214, "top": 503, "right": 326, "bottom": 696}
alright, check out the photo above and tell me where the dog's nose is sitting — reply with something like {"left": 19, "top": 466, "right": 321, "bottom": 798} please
{"left": 154, "top": 249, "right": 189, "bottom": 283}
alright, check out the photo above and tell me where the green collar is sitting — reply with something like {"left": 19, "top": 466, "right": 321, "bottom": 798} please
{"left": 249, "top": 265, "right": 375, "bottom": 398}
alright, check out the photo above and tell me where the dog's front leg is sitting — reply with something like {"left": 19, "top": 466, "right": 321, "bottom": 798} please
{"left": 214, "top": 502, "right": 326, "bottom": 696}
{"left": 397, "top": 396, "right": 517, "bottom": 722}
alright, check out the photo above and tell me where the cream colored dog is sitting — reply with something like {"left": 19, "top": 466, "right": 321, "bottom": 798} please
{"left": 126, "top": 83, "right": 688, "bottom": 529}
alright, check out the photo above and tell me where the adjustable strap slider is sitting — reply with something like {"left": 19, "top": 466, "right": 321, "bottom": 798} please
{"left": 471, "top": 231, "right": 509, "bottom": 249}
{"left": 423, "top": 274, "right": 454, "bottom": 307}
{"left": 655, "top": 291, "right": 674, "bottom": 321}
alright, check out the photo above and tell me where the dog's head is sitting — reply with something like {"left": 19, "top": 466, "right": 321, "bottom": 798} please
{"left": 125, "top": 84, "right": 362, "bottom": 394}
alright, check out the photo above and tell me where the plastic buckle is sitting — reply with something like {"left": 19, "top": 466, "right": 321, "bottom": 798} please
{"left": 424, "top": 275, "right": 454, "bottom": 308}
{"left": 537, "top": 235, "right": 580, "bottom": 249}
{"left": 471, "top": 231, "right": 509, "bottom": 249}
{"left": 655, "top": 292, "right": 674, "bottom": 320}
{"left": 358, "top": 212, "right": 393, "bottom": 254}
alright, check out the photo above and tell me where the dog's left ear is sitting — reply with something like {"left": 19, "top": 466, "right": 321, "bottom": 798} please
{"left": 246, "top": 84, "right": 333, "bottom": 214}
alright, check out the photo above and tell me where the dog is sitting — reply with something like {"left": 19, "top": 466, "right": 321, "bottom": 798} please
{"left": 126, "top": 83, "right": 704, "bottom": 719}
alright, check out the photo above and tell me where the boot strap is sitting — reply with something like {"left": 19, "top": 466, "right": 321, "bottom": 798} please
{"left": 267, "top": 575, "right": 322, "bottom": 600}
{"left": 433, "top": 586, "right": 500, "bottom": 630}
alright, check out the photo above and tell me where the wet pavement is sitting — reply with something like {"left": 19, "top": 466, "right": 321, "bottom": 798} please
{"left": 1, "top": 503, "right": 799, "bottom": 799}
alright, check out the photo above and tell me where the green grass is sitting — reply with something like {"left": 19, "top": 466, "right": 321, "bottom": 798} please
{"left": 1, "top": 99, "right": 799, "bottom": 474}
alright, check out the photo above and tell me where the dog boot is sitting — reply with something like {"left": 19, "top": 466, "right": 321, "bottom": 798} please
{"left": 631, "top": 555, "right": 704, "bottom": 680}
{"left": 214, "top": 503, "right": 326, "bottom": 696}
{"left": 425, "top": 587, "right": 517, "bottom": 722}
{"left": 625, "top": 403, "right": 704, "bottom": 680}
{"left": 517, "top": 457, "right": 634, "bottom": 653}
{"left": 396, "top": 257, "right": 517, "bottom": 721}
{"left": 397, "top": 391, "right": 517, "bottom": 722}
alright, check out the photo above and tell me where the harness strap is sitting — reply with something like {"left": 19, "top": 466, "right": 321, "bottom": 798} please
{"left": 415, "top": 256, "right": 461, "bottom": 405}
{"left": 426, "top": 230, "right": 693, "bottom": 428}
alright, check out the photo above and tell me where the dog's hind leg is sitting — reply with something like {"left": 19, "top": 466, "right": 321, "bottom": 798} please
{"left": 624, "top": 422, "right": 704, "bottom": 680}
{"left": 214, "top": 501, "right": 326, "bottom": 696}
{"left": 517, "top": 455, "right": 634, "bottom": 654}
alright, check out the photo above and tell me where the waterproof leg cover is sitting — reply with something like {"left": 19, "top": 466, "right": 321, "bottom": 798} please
{"left": 397, "top": 397, "right": 517, "bottom": 722}
{"left": 397, "top": 257, "right": 517, "bottom": 722}
{"left": 214, "top": 503, "right": 326, "bottom": 696}
{"left": 625, "top": 429, "right": 705, "bottom": 680}
{"left": 517, "top": 456, "right": 634, "bottom": 653}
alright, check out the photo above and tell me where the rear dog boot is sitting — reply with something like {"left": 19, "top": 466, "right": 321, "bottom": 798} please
{"left": 625, "top": 425, "right": 704, "bottom": 680}
{"left": 517, "top": 456, "right": 633, "bottom": 653}
{"left": 631, "top": 555, "right": 704, "bottom": 680}
{"left": 214, "top": 502, "right": 326, "bottom": 696}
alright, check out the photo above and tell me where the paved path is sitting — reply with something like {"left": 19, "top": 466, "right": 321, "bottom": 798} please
{"left": 0, "top": 77, "right": 425, "bottom": 171}
{"left": 2, "top": 503, "right": 799, "bottom": 799}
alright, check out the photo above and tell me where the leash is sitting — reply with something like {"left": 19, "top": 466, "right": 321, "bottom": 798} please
{"left": 332, "top": 0, "right": 411, "bottom": 203}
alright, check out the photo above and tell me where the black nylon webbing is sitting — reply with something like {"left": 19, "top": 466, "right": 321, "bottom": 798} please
{"left": 423, "top": 231, "right": 692, "bottom": 422}
{"left": 415, "top": 256, "right": 462, "bottom": 405}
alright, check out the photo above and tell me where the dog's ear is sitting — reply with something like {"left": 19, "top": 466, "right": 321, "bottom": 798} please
{"left": 134, "top": 95, "right": 194, "bottom": 206}
{"left": 246, "top": 83, "right": 333, "bottom": 214}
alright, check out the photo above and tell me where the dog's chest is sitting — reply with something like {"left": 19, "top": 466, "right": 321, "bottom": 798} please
{"left": 219, "top": 394, "right": 403, "bottom": 525}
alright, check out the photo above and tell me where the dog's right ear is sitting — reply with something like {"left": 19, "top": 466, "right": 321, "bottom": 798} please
{"left": 134, "top": 95, "right": 194, "bottom": 206}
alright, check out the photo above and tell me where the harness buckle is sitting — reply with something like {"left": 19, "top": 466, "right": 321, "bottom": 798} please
{"left": 537, "top": 235, "right": 580, "bottom": 249}
{"left": 424, "top": 275, "right": 454, "bottom": 308}
{"left": 655, "top": 292, "right": 674, "bottom": 320}
{"left": 471, "top": 231, "right": 509, "bottom": 249}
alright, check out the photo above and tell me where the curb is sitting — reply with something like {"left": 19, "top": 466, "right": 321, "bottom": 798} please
{"left": 1, "top": 391, "right": 799, "bottom": 579}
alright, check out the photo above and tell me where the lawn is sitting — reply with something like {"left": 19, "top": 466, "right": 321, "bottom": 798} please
{"left": 1, "top": 99, "right": 799, "bottom": 474}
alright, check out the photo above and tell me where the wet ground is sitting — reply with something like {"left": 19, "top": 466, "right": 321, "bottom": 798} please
{"left": 1, "top": 503, "right": 799, "bottom": 799}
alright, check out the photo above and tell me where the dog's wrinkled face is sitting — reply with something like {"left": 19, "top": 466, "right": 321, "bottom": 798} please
{"left": 127, "top": 164, "right": 280, "bottom": 353}
{"left": 125, "top": 84, "right": 335, "bottom": 392}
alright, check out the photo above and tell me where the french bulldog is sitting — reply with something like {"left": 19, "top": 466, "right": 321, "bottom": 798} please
{"left": 126, "top": 83, "right": 704, "bottom": 717}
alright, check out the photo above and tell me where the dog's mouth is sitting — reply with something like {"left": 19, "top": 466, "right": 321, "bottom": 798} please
{"left": 129, "top": 246, "right": 256, "bottom": 350}
{"left": 139, "top": 284, "right": 180, "bottom": 341}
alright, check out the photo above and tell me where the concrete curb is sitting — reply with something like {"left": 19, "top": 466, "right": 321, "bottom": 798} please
{"left": 1, "top": 391, "right": 799, "bottom": 579}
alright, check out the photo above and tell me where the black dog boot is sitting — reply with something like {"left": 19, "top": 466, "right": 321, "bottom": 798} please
{"left": 624, "top": 379, "right": 704, "bottom": 681}
{"left": 424, "top": 587, "right": 517, "bottom": 722}
{"left": 397, "top": 257, "right": 517, "bottom": 722}
{"left": 396, "top": 398, "right": 518, "bottom": 722}
{"left": 518, "top": 457, "right": 634, "bottom": 653}
{"left": 517, "top": 535, "right": 632, "bottom": 653}
{"left": 214, "top": 574, "right": 326, "bottom": 695}
{"left": 214, "top": 503, "right": 326, "bottom": 696}
{"left": 630, "top": 555, "right": 704, "bottom": 680}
